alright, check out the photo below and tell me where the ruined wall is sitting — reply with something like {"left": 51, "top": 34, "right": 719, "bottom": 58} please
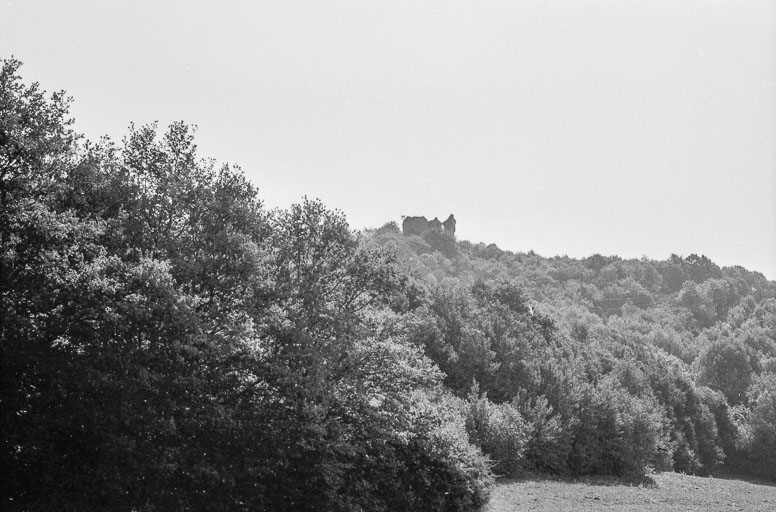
{"left": 402, "top": 214, "right": 456, "bottom": 238}
{"left": 402, "top": 216, "right": 429, "bottom": 237}
{"left": 442, "top": 214, "right": 456, "bottom": 237}
{"left": 428, "top": 218, "right": 443, "bottom": 232}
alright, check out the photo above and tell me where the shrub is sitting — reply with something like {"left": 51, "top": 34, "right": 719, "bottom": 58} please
{"left": 464, "top": 389, "right": 529, "bottom": 476}
{"left": 610, "top": 388, "right": 671, "bottom": 478}
{"left": 747, "top": 373, "right": 776, "bottom": 480}
{"left": 514, "top": 393, "right": 573, "bottom": 475}
{"left": 562, "top": 380, "right": 668, "bottom": 479}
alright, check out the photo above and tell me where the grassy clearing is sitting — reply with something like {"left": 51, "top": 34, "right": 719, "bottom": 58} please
{"left": 482, "top": 472, "right": 776, "bottom": 511}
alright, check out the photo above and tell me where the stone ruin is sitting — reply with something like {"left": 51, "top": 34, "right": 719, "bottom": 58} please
{"left": 402, "top": 214, "right": 456, "bottom": 238}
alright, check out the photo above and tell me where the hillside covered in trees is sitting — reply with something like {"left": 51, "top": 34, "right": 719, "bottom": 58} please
{"left": 2, "top": 58, "right": 775, "bottom": 511}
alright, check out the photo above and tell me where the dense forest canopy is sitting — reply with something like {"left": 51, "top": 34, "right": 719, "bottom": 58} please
{"left": 2, "top": 58, "right": 775, "bottom": 511}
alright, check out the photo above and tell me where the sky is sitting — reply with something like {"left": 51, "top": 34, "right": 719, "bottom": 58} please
{"left": 3, "top": 0, "right": 775, "bottom": 279}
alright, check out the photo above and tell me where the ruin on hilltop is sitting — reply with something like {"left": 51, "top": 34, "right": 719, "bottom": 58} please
{"left": 402, "top": 214, "right": 456, "bottom": 238}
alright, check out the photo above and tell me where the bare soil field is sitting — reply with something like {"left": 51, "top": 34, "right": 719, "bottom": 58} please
{"left": 482, "top": 472, "right": 776, "bottom": 511}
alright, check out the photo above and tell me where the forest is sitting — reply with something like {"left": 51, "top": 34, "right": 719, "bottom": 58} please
{"left": 2, "top": 58, "right": 775, "bottom": 511}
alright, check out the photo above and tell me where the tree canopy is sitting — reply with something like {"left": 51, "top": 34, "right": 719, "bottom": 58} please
{"left": 3, "top": 58, "right": 775, "bottom": 511}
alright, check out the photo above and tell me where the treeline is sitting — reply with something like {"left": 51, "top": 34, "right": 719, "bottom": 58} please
{"left": 369, "top": 222, "right": 776, "bottom": 481}
{"left": 2, "top": 58, "right": 774, "bottom": 512}
{"left": 1, "top": 59, "right": 489, "bottom": 511}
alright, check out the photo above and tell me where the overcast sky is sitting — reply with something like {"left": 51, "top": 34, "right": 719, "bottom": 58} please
{"left": 3, "top": 0, "right": 775, "bottom": 279}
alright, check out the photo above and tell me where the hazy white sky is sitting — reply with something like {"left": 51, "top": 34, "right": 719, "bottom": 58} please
{"left": 3, "top": 0, "right": 775, "bottom": 279}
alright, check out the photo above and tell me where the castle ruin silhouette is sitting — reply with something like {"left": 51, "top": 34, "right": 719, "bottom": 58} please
{"left": 402, "top": 214, "right": 456, "bottom": 238}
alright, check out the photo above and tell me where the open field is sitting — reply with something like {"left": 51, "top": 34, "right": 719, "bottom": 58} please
{"left": 482, "top": 472, "right": 776, "bottom": 511}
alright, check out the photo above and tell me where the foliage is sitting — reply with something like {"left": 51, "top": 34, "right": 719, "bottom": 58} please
{"left": 740, "top": 373, "right": 776, "bottom": 480}
{"left": 1, "top": 59, "right": 493, "bottom": 511}
{"left": 464, "top": 387, "right": 529, "bottom": 476}
{"left": 372, "top": 213, "right": 776, "bottom": 480}
{"left": 694, "top": 338, "right": 760, "bottom": 406}
{"left": 5, "top": 56, "right": 776, "bottom": 510}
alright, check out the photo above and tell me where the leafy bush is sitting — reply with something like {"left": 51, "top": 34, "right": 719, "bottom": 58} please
{"left": 464, "top": 388, "right": 529, "bottom": 476}
{"left": 603, "top": 383, "right": 671, "bottom": 478}
{"left": 514, "top": 393, "right": 573, "bottom": 475}
{"left": 745, "top": 373, "right": 776, "bottom": 480}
